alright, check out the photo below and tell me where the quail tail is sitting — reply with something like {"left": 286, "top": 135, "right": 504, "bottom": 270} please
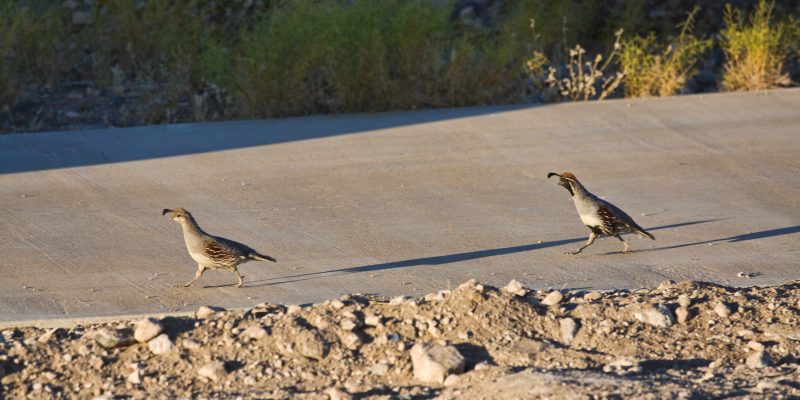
{"left": 251, "top": 252, "right": 277, "bottom": 262}
{"left": 636, "top": 229, "right": 655, "bottom": 240}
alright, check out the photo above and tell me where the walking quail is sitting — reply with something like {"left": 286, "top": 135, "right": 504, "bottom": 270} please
{"left": 547, "top": 172, "right": 654, "bottom": 254}
{"left": 163, "top": 208, "right": 277, "bottom": 288}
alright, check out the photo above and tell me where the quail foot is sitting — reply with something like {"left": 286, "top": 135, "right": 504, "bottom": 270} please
{"left": 547, "top": 172, "right": 654, "bottom": 254}
{"left": 163, "top": 208, "right": 277, "bottom": 288}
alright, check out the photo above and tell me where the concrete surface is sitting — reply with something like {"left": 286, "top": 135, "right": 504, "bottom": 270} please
{"left": 1, "top": 90, "right": 798, "bottom": 324}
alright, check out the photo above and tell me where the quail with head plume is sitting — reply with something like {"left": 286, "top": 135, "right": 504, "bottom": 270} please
{"left": 163, "top": 208, "right": 277, "bottom": 288}
{"left": 547, "top": 172, "right": 654, "bottom": 254}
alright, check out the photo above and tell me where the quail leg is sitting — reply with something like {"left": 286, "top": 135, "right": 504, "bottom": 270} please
{"left": 232, "top": 268, "right": 245, "bottom": 288}
{"left": 569, "top": 232, "right": 597, "bottom": 255}
{"left": 615, "top": 235, "right": 631, "bottom": 254}
{"left": 183, "top": 264, "right": 207, "bottom": 287}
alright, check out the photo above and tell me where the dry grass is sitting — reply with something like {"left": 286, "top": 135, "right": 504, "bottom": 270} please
{"left": 620, "top": 8, "right": 711, "bottom": 97}
{"left": 721, "top": 0, "right": 794, "bottom": 91}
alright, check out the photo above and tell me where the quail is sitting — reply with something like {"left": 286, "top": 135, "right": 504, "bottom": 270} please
{"left": 547, "top": 172, "right": 654, "bottom": 254}
{"left": 163, "top": 208, "right": 277, "bottom": 288}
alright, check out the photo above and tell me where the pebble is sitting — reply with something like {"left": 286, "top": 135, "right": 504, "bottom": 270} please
{"left": 196, "top": 306, "right": 225, "bottom": 319}
{"left": 134, "top": 318, "right": 163, "bottom": 343}
{"left": 241, "top": 326, "right": 268, "bottom": 340}
{"left": 324, "top": 387, "right": 353, "bottom": 400}
{"left": 37, "top": 328, "right": 60, "bottom": 344}
{"left": 631, "top": 304, "right": 675, "bottom": 328}
{"left": 340, "top": 319, "right": 358, "bottom": 331}
{"left": 675, "top": 307, "right": 691, "bottom": 324}
{"left": 584, "top": 291, "right": 603, "bottom": 301}
{"left": 559, "top": 318, "right": 578, "bottom": 345}
{"left": 503, "top": 280, "right": 527, "bottom": 297}
{"left": 714, "top": 302, "right": 732, "bottom": 319}
{"left": 286, "top": 305, "right": 302, "bottom": 315}
{"left": 182, "top": 339, "right": 202, "bottom": 350}
{"left": 443, "top": 374, "right": 461, "bottom": 386}
{"left": 677, "top": 294, "right": 691, "bottom": 308}
{"left": 541, "top": 291, "right": 564, "bottom": 306}
{"left": 93, "top": 328, "right": 135, "bottom": 349}
{"left": 370, "top": 363, "right": 390, "bottom": 376}
{"left": 295, "top": 329, "right": 328, "bottom": 360}
{"left": 147, "top": 334, "right": 174, "bottom": 355}
{"left": 364, "top": 314, "right": 382, "bottom": 327}
{"left": 340, "top": 332, "right": 362, "bottom": 350}
{"left": 746, "top": 350, "right": 772, "bottom": 368}
{"left": 389, "top": 295, "right": 410, "bottom": 305}
{"left": 198, "top": 361, "right": 227, "bottom": 381}
{"left": 410, "top": 342, "right": 465, "bottom": 384}
{"left": 127, "top": 370, "right": 141, "bottom": 385}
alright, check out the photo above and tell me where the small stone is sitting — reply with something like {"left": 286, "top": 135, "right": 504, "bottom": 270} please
{"left": 457, "top": 279, "right": 478, "bottom": 291}
{"left": 241, "top": 326, "right": 268, "bottom": 340}
{"left": 444, "top": 374, "right": 461, "bottom": 386}
{"left": 364, "top": 314, "right": 382, "bottom": 327}
{"left": 182, "top": 339, "right": 201, "bottom": 350}
{"left": 330, "top": 300, "right": 345, "bottom": 309}
{"left": 390, "top": 295, "right": 409, "bottom": 305}
{"left": 370, "top": 363, "right": 390, "bottom": 376}
{"left": 127, "top": 370, "right": 141, "bottom": 385}
{"left": 714, "top": 302, "right": 732, "bottom": 319}
{"left": 324, "top": 387, "right": 353, "bottom": 400}
{"left": 147, "top": 334, "right": 174, "bottom": 355}
{"left": 677, "top": 294, "right": 691, "bottom": 308}
{"left": 676, "top": 307, "right": 691, "bottom": 324}
{"left": 340, "top": 332, "right": 362, "bottom": 350}
{"left": 93, "top": 328, "right": 134, "bottom": 349}
{"left": 340, "top": 319, "right": 358, "bottom": 331}
{"left": 559, "top": 318, "right": 579, "bottom": 345}
{"left": 198, "top": 361, "right": 227, "bottom": 381}
{"left": 286, "top": 305, "right": 302, "bottom": 315}
{"left": 746, "top": 350, "right": 772, "bottom": 368}
{"left": 631, "top": 304, "right": 675, "bottom": 328}
{"left": 541, "top": 291, "right": 563, "bottom": 306}
{"left": 410, "top": 342, "right": 465, "bottom": 384}
{"left": 134, "top": 318, "right": 163, "bottom": 343}
{"left": 584, "top": 291, "right": 603, "bottom": 301}
{"left": 747, "top": 341, "right": 765, "bottom": 351}
{"left": 196, "top": 306, "right": 225, "bottom": 319}
{"left": 503, "top": 280, "right": 527, "bottom": 297}
{"left": 38, "top": 328, "right": 60, "bottom": 344}
{"left": 295, "top": 329, "right": 328, "bottom": 360}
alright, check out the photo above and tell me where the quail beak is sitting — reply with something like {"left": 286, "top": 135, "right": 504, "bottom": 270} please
{"left": 162, "top": 208, "right": 173, "bottom": 216}
{"left": 547, "top": 172, "right": 561, "bottom": 179}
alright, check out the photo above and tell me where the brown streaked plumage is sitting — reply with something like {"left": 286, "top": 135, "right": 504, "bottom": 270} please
{"left": 163, "top": 208, "right": 277, "bottom": 288}
{"left": 547, "top": 172, "right": 654, "bottom": 254}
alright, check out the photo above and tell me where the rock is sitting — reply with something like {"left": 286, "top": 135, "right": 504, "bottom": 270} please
{"left": 38, "top": 328, "right": 61, "bottom": 344}
{"left": 714, "top": 302, "right": 732, "bottom": 318}
{"left": 370, "top": 362, "right": 390, "bottom": 376}
{"left": 241, "top": 326, "right": 268, "bottom": 340}
{"left": 286, "top": 305, "right": 302, "bottom": 315}
{"left": 148, "top": 334, "right": 174, "bottom": 355}
{"left": 295, "top": 329, "right": 328, "bottom": 360}
{"left": 134, "top": 318, "right": 163, "bottom": 343}
{"left": 182, "top": 339, "right": 201, "bottom": 350}
{"left": 364, "top": 314, "right": 382, "bottom": 327}
{"left": 410, "top": 342, "right": 466, "bottom": 384}
{"left": 93, "top": 328, "right": 134, "bottom": 349}
{"left": 325, "top": 387, "right": 353, "bottom": 400}
{"left": 584, "top": 291, "right": 603, "bottom": 301}
{"left": 457, "top": 279, "right": 478, "bottom": 291}
{"left": 503, "top": 280, "right": 527, "bottom": 297}
{"left": 676, "top": 307, "right": 691, "bottom": 324}
{"left": 559, "top": 318, "right": 578, "bottom": 345}
{"left": 746, "top": 350, "right": 772, "bottom": 368}
{"left": 198, "top": 361, "right": 227, "bottom": 381}
{"left": 541, "top": 291, "right": 563, "bottom": 306}
{"left": 340, "top": 332, "right": 362, "bottom": 350}
{"left": 340, "top": 319, "right": 358, "bottom": 331}
{"left": 127, "top": 370, "right": 141, "bottom": 385}
{"left": 196, "top": 306, "right": 225, "bottom": 319}
{"left": 631, "top": 304, "right": 675, "bottom": 328}
{"left": 747, "top": 341, "right": 765, "bottom": 351}
{"left": 677, "top": 294, "right": 691, "bottom": 308}
{"left": 444, "top": 374, "right": 461, "bottom": 386}
{"left": 330, "top": 300, "right": 345, "bottom": 309}
{"left": 390, "top": 295, "right": 410, "bottom": 305}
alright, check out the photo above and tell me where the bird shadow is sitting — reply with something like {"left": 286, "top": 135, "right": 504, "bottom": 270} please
{"left": 243, "top": 219, "right": 719, "bottom": 288}
{"left": 637, "top": 225, "right": 800, "bottom": 253}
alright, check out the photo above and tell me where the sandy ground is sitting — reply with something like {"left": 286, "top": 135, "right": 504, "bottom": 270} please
{"left": 1, "top": 90, "right": 799, "bottom": 324}
{"left": 1, "top": 279, "right": 798, "bottom": 399}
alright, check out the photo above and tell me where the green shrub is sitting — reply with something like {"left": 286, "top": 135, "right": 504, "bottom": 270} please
{"left": 620, "top": 8, "right": 711, "bottom": 97}
{"left": 721, "top": 0, "right": 794, "bottom": 91}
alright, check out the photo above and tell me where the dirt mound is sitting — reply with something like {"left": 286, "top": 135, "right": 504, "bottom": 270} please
{"left": 1, "top": 279, "right": 798, "bottom": 399}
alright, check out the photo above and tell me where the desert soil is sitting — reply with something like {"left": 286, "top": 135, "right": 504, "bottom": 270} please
{"left": 1, "top": 278, "right": 798, "bottom": 399}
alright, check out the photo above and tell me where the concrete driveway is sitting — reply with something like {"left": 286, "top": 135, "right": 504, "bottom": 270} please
{"left": 1, "top": 89, "right": 798, "bottom": 324}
